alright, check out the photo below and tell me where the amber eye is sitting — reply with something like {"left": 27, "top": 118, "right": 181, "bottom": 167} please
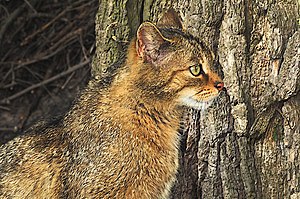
{"left": 189, "top": 64, "right": 203, "bottom": 76}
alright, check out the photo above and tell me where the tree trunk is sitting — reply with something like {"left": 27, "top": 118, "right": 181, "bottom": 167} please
{"left": 93, "top": 0, "right": 300, "bottom": 198}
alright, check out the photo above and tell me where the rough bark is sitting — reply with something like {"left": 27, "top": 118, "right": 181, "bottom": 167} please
{"left": 93, "top": 0, "right": 300, "bottom": 198}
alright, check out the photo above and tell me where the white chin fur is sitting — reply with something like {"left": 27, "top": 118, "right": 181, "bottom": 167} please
{"left": 180, "top": 97, "right": 214, "bottom": 111}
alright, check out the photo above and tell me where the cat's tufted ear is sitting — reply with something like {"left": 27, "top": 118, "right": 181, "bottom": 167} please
{"left": 136, "top": 22, "right": 170, "bottom": 63}
{"left": 157, "top": 8, "right": 183, "bottom": 30}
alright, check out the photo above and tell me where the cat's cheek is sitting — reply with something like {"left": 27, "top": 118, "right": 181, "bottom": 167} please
{"left": 175, "top": 89, "right": 199, "bottom": 109}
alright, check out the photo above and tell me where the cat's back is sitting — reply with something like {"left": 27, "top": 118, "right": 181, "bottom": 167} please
{"left": 0, "top": 121, "right": 68, "bottom": 198}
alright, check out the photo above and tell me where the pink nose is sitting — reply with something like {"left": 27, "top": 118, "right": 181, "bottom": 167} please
{"left": 214, "top": 82, "right": 224, "bottom": 91}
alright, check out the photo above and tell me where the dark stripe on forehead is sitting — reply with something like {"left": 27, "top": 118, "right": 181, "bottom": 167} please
{"left": 159, "top": 27, "right": 213, "bottom": 60}
{"left": 159, "top": 28, "right": 207, "bottom": 49}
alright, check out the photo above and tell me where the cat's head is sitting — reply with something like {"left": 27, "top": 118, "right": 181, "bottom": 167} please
{"left": 134, "top": 8, "right": 224, "bottom": 110}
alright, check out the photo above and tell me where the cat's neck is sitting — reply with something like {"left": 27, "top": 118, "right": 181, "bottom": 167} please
{"left": 106, "top": 80, "right": 181, "bottom": 151}
{"left": 65, "top": 40, "right": 183, "bottom": 149}
{"left": 108, "top": 71, "right": 182, "bottom": 126}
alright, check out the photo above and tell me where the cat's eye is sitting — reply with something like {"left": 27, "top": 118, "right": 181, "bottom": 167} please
{"left": 189, "top": 64, "right": 203, "bottom": 76}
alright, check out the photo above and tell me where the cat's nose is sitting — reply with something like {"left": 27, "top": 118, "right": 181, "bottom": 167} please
{"left": 214, "top": 81, "right": 224, "bottom": 91}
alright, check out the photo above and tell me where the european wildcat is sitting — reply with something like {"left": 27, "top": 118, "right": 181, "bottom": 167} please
{"left": 0, "top": 9, "right": 224, "bottom": 199}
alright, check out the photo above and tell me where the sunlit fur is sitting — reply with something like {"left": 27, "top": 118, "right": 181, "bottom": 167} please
{"left": 0, "top": 9, "right": 223, "bottom": 199}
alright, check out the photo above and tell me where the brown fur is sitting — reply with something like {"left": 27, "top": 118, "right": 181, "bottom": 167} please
{"left": 0, "top": 9, "right": 223, "bottom": 199}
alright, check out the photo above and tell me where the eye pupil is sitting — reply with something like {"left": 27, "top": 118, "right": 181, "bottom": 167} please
{"left": 189, "top": 64, "right": 203, "bottom": 76}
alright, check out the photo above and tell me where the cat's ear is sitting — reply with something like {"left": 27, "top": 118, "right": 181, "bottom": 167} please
{"left": 157, "top": 8, "right": 183, "bottom": 30}
{"left": 136, "top": 22, "right": 170, "bottom": 63}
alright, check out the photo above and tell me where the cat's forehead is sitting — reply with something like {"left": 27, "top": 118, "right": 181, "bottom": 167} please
{"left": 160, "top": 28, "right": 213, "bottom": 62}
